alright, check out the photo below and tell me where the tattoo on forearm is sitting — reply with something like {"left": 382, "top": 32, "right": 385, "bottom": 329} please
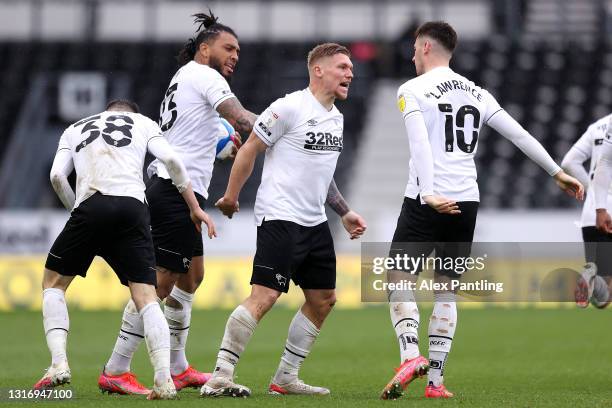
{"left": 217, "top": 97, "right": 257, "bottom": 136}
{"left": 326, "top": 178, "right": 350, "bottom": 216}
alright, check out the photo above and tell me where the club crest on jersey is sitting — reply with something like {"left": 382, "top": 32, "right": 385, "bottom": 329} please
{"left": 303, "top": 131, "right": 343, "bottom": 152}
{"left": 397, "top": 95, "right": 406, "bottom": 113}
{"left": 264, "top": 111, "right": 279, "bottom": 128}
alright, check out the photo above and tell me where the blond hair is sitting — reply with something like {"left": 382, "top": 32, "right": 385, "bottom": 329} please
{"left": 307, "top": 43, "right": 351, "bottom": 68}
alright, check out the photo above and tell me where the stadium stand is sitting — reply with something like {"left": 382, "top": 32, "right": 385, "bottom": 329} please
{"left": 0, "top": 35, "right": 611, "bottom": 209}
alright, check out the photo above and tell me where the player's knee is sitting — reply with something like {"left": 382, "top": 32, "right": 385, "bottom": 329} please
{"left": 42, "top": 268, "right": 71, "bottom": 291}
{"left": 326, "top": 293, "right": 337, "bottom": 309}
{"left": 131, "top": 287, "right": 158, "bottom": 311}
{"left": 259, "top": 291, "right": 281, "bottom": 309}
{"left": 249, "top": 287, "right": 281, "bottom": 311}
{"left": 191, "top": 272, "right": 204, "bottom": 288}
{"left": 178, "top": 261, "right": 204, "bottom": 292}
{"left": 165, "top": 295, "right": 182, "bottom": 310}
{"left": 155, "top": 268, "right": 178, "bottom": 300}
{"left": 177, "top": 273, "right": 203, "bottom": 293}
{"left": 155, "top": 283, "right": 173, "bottom": 300}
{"left": 309, "top": 291, "right": 336, "bottom": 314}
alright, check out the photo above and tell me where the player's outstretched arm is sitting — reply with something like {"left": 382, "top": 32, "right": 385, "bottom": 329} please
{"left": 49, "top": 149, "right": 75, "bottom": 210}
{"left": 593, "top": 139, "right": 612, "bottom": 233}
{"left": 487, "top": 109, "right": 584, "bottom": 201}
{"left": 215, "top": 132, "right": 267, "bottom": 218}
{"left": 326, "top": 179, "right": 367, "bottom": 239}
{"left": 148, "top": 135, "right": 216, "bottom": 238}
{"left": 216, "top": 97, "right": 258, "bottom": 139}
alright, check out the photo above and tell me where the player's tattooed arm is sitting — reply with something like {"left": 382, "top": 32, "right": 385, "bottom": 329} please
{"left": 217, "top": 97, "right": 257, "bottom": 137}
{"left": 326, "top": 178, "right": 350, "bottom": 217}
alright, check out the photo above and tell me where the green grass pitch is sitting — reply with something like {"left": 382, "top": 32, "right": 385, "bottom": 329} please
{"left": 1, "top": 306, "right": 611, "bottom": 407}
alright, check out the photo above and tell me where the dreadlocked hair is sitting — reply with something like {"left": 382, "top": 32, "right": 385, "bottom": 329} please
{"left": 177, "top": 9, "right": 238, "bottom": 66}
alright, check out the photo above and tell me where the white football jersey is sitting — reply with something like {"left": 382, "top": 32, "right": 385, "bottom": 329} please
{"left": 570, "top": 114, "right": 612, "bottom": 227}
{"left": 398, "top": 67, "right": 503, "bottom": 202}
{"left": 253, "top": 88, "right": 343, "bottom": 226}
{"left": 57, "top": 111, "right": 163, "bottom": 208}
{"left": 147, "top": 61, "right": 235, "bottom": 198}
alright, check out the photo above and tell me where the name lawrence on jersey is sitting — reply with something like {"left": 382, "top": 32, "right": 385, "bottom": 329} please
{"left": 426, "top": 78, "right": 484, "bottom": 102}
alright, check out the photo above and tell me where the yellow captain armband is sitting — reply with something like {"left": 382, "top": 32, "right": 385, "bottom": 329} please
{"left": 397, "top": 95, "right": 406, "bottom": 113}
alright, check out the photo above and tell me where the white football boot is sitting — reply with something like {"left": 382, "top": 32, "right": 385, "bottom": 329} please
{"left": 268, "top": 378, "right": 330, "bottom": 395}
{"left": 33, "top": 361, "right": 71, "bottom": 390}
{"left": 147, "top": 378, "right": 177, "bottom": 400}
{"left": 200, "top": 376, "right": 251, "bottom": 397}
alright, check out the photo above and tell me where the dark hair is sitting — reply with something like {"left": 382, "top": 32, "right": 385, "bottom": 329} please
{"left": 106, "top": 99, "right": 140, "bottom": 113}
{"left": 177, "top": 9, "right": 238, "bottom": 66}
{"left": 307, "top": 43, "right": 351, "bottom": 68}
{"left": 414, "top": 21, "right": 457, "bottom": 53}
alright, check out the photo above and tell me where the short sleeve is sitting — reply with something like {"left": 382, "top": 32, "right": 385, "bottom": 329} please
{"left": 572, "top": 125, "right": 595, "bottom": 157}
{"left": 57, "top": 128, "right": 71, "bottom": 152}
{"left": 397, "top": 85, "right": 422, "bottom": 119}
{"left": 200, "top": 70, "right": 235, "bottom": 110}
{"left": 482, "top": 90, "right": 504, "bottom": 124}
{"left": 253, "top": 97, "right": 294, "bottom": 146}
{"left": 144, "top": 116, "right": 164, "bottom": 146}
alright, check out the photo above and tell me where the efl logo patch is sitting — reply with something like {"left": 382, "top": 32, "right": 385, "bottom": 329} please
{"left": 397, "top": 95, "right": 406, "bottom": 113}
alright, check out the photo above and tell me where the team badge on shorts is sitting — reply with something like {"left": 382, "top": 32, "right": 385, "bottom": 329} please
{"left": 275, "top": 273, "right": 287, "bottom": 287}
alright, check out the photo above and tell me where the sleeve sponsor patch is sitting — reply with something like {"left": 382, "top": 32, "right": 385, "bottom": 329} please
{"left": 397, "top": 95, "right": 406, "bottom": 113}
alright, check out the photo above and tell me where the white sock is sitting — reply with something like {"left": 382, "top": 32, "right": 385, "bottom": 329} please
{"left": 213, "top": 305, "right": 258, "bottom": 379}
{"left": 390, "top": 301, "right": 420, "bottom": 362}
{"left": 273, "top": 309, "right": 320, "bottom": 385}
{"left": 428, "top": 292, "right": 456, "bottom": 387}
{"left": 106, "top": 300, "right": 144, "bottom": 375}
{"left": 42, "top": 288, "right": 69, "bottom": 367}
{"left": 141, "top": 302, "right": 171, "bottom": 386}
{"left": 165, "top": 286, "right": 194, "bottom": 375}
{"left": 428, "top": 351, "right": 448, "bottom": 387}
{"left": 592, "top": 275, "right": 610, "bottom": 305}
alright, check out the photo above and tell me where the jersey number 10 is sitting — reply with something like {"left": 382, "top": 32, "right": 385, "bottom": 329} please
{"left": 438, "top": 103, "right": 481, "bottom": 154}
